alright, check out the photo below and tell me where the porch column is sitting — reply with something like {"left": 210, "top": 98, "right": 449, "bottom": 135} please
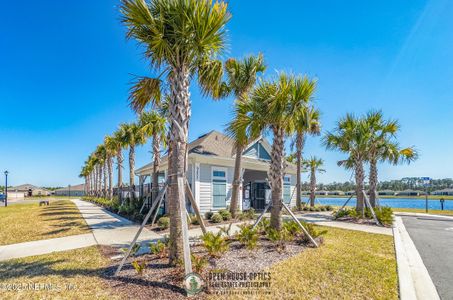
{"left": 238, "top": 168, "right": 244, "bottom": 211}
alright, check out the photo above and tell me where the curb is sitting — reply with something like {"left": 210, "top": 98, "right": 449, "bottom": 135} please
{"left": 393, "top": 216, "right": 440, "bottom": 300}
{"left": 395, "top": 211, "right": 453, "bottom": 220}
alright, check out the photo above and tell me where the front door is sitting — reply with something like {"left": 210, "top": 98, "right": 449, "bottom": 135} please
{"left": 252, "top": 182, "right": 266, "bottom": 210}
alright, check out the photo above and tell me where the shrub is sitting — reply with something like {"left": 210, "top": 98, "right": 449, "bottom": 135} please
{"left": 210, "top": 213, "right": 223, "bottom": 223}
{"left": 121, "top": 243, "right": 141, "bottom": 256}
{"left": 375, "top": 206, "right": 393, "bottom": 226}
{"left": 302, "top": 206, "right": 309, "bottom": 211}
{"left": 150, "top": 240, "right": 167, "bottom": 258}
{"left": 325, "top": 205, "right": 333, "bottom": 211}
{"left": 218, "top": 209, "right": 232, "bottom": 221}
{"left": 131, "top": 260, "right": 147, "bottom": 275}
{"left": 335, "top": 208, "right": 358, "bottom": 219}
{"left": 243, "top": 208, "right": 256, "bottom": 220}
{"left": 191, "top": 254, "right": 208, "bottom": 273}
{"left": 256, "top": 217, "right": 270, "bottom": 234}
{"left": 283, "top": 220, "right": 302, "bottom": 237}
{"left": 299, "top": 221, "right": 327, "bottom": 244}
{"left": 266, "top": 228, "right": 291, "bottom": 252}
{"left": 201, "top": 231, "right": 229, "bottom": 258}
{"left": 205, "top": 211, "right": 214, "bottom": 220}
{"left": 189, "top": 214, "right": 200, "bottom": 225}
{"left": 218, "top": 223, "right": 233, "bottom": 238}
{"left": 309, "top": 207, "right": 315, "bottom": 212}
{"left": 236, "top": 224, "right": 259, "bottom": 250}
{"left": 157, "top": 216, "right": 170, "bottom": 230}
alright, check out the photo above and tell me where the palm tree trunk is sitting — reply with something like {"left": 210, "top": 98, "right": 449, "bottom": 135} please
{"left": 108, "top": 156, "right": 113, "bottom": 200}
{"left": 296, "top": 132, "right": 304, "bottom": 209}
{"left": 152, "top": 132, "right": 161, "bottom": 202}
{"left": 369, "top": 158, "right": 377, "bottom": 207}
{"left": 92, "top": 166, "right": 98, "bottom": 196}
{"left": 97, "top": 164, "right": 102, "bottom": 197}
{"left": 129, "top": 145, "right": 135, "bottom": 200}
{"left": 269, "top": 127, "right": 285, "bottom": 230}
{"left": 103, "top": 160, "right": 108, "bottom": 198}
{"left": 230, "top": 145, "right": 243, "bottom": 218}
{"left": 168, "top": 67, "right": 191, "bottom": 265}
{"left": 310, "top": 167, "right": 316, "bottom": 207}
{"left": 117, "top": 149, "right": 123, "bottom": 189}
{"left": 355, "top": 160, "right": 365, "bottom": 217}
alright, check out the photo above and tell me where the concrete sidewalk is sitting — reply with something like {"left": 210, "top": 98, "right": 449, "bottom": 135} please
{"left": 0, "top": 233, "right": 96, "bottom": 261}
{"left": 71, "top": 199, "right": 162, "bottom": 247}
{"left": 290, "top": 212, "right": 393, "bottom": 236}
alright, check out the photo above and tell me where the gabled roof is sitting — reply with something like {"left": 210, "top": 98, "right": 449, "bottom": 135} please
{"left": 12, "top": 184, "right": 45, "bottom": 191}
{"left": 135, "top": 130, "right": 297, "bottom": 175}
{"left": 188, "top": 130, "right": 235, "bottom": 157}
{"left": 55, "top": 184, "right": 85, "bottom": 192}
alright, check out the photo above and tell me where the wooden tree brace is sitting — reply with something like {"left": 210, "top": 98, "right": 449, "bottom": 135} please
{"left": 114, "top": 182, "right": 168, "bottom": 276}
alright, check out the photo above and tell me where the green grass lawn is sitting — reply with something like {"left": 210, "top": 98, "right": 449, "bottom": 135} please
{"left": 316, "top": 195, "right": 453, "bottom": 200}
{"left": 0, "top": 246, "right": 119, "bottom": 300}
{"left": 0, "top": 225, "right": 397, "bottom": 299}
{"left": 265, "top": 227, "right": 397, "bottom": 299}
{"left": 394, "top": 207, "right": 453, "bottom": 216}
{"left": 0, "top": 200, "right": 90, "bottom": 245}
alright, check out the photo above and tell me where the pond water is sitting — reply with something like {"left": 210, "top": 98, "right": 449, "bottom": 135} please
{"left": 312, "top": 197, "right": 453, "bottom": 211}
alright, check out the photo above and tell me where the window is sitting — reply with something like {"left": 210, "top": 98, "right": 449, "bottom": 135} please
{"left": 212, "top": 168, "right": 227, "bottom": 208}
{"left": 283, "top": 175, "right": 291, "bottom": 204}
{"left": 213, "top": 170, "right": 226, "bottom": 178}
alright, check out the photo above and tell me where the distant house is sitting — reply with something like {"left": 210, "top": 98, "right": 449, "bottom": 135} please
{"left": 54, "top": 184, "right": 86, "bottom": 197}
{"left": 432, "top": 188, "right": 453, "bottom": 196}
{"left": 378, "top": 190, "right": 396, "bottom": 196}
{"left": 315, "top": 190, "right": 329, "bottom": 196}
{"left": 328, "top": 190, "right": 345, "bottom": 196}
{"left": 345, "top": 190, "right": 356, "bottom": 196}
{"left": 10, "top": 184, "right": 51, "bottom": 197}
{"left": 396, "top": 189, "right": 426, "bottom": 196}
{"left": 135, "top": 131, "right": 298, "bottom": 213}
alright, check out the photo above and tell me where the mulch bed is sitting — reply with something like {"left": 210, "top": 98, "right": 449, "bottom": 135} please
{"left": 98, "top": 236, "right": 317, "bottom": 299}
{"left": 147, "top": 218, "right": 252, "bottom": 234}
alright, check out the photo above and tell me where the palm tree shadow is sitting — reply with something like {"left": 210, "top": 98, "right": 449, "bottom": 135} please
{"left": 0, "top": 256, "right": 185, "bottom": 296}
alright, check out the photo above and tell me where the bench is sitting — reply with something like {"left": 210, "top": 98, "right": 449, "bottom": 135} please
{"left": 39, "top": 200, "right": 50, "bottom": 206}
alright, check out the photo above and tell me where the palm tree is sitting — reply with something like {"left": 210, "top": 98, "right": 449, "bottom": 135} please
{"left": 364, "top": 111, "right": 418, "bottom": 206}
{"left": 93, "top": 145, "right": 107, "bottom": 197}
{"left": 113, "top": 127, "right": 128, "bottom": 191}
{"left": 323, "top": 114, "right": 370, "bottom": 216}
{"left": 224, "top": 54, "right": 266, "bottom": 217}
{"left": 244, "top": 73, "right": 312, "bottom": 230}
{"left": 293, "top": 105, "right": 320, "bottom": 209}
{"left": 139, "top": 111, "right": 167, "bottom": 201}
{"left": 303, "top": 156, "right": 325, "bottom": 207}
{"left": 104, "top": 135, "right": 119, "bottom": 200}
{"left": 120, "top": 122, "right": 146, "bottom": 199}
{"left": 121, "top": 0, "right": 230, "bottom": 264}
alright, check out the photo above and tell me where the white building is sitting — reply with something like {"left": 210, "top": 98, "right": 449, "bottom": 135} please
{"left": 135, "top": 130, "right": 298, "bottom": 213}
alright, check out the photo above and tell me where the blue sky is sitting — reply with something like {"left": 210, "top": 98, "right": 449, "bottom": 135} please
{"left": 1, "top": 0, "right": 452, "bottom": 187}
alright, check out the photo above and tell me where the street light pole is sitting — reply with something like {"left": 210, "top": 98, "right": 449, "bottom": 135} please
{"left": 4, "top": 171, "right": 8, "bottom": 207}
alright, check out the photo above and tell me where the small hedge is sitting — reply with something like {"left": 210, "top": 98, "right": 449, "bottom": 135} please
{"left": 210, "top": 213, "right": 223, "bottom": 223}
{"left": 335, "top": 206, "right": 394, "bottom": 226}
{"left": 157, "top": 216, "right": 170, "bottom": 230}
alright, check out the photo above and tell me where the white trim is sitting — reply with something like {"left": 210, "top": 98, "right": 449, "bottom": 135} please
{"left": 194, "top": 163, "right": 200, "bottom": 206}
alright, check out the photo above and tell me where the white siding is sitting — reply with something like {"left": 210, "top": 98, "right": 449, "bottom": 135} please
{"left": 290, "top": 174, "right": 297, "bottom": 208}
{"left": 199, "top": 164, "right": 212, "bottom": 214}
{"left": 198, "top": 164, "right": 234, "bottom": 213}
